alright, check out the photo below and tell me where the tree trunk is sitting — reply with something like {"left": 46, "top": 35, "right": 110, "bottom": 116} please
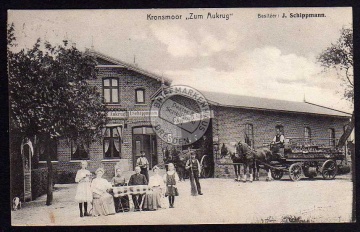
{"left": 337, "top": 113, "right": 354, "bottom": 147}
{"left": 46, "top": 138, "right": 53, "bottom": 206}
{"left": 32, "top": 137, "right": 39, "bottom": 170}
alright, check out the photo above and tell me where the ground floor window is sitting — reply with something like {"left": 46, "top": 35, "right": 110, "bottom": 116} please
{"left": 304, "top": 127, "right": 311, "bottom": 144}
{"left": 275, "top": 125, "right": 284, "bottom": 135}
{"left": 104, "top": 127, "right": 121, "bottom": 158}
{"left": 39, "top": 140, "right": 58, "bottom": 161}
{"left": 71, "top": 141, "right": 89, "bottom": 160}
{"left": 244, "top": 123, "right": 254, "bottom": 148}
{"left": 328, "top": 128, "right": 335, "bottom": 147}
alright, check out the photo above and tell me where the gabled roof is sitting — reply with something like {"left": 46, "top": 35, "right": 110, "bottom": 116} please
{"left": 86, "top": 49, "right": 172, "bottom": 85}
{"left": 202, "top": 91, "right": 351, "bottom": 118}
{"left": 86, "top": 50, "right": 350, "bottom": 118}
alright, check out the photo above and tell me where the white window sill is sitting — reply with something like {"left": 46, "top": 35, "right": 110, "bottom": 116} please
{"left": 105, "top": 104, "right": 122, "bottom": 106}
{"left": 134, "top": 103, "right": 146, "bottom": 106}
{"left": 38, "top": 161, "right": 59, "bottom": 163}
{"left": 101, "top": 159, "right": 121, "bottom": 162}
{"left": 69, "top": 160, "right": 90, "bottom": 163}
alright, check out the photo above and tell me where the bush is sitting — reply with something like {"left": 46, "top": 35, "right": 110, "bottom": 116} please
{"left": 57, "top": 171, "right": 77, "bottom": 184}
{"left": 31, "top": 168, "right": 48, "bottom": 199}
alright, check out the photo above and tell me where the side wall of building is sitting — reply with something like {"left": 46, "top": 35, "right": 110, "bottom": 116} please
{"left": 212, "top": 105, "right": 349, "bottom": 177}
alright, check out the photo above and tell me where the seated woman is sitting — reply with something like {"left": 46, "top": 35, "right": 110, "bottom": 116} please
{"left": 142, "top": 165, "right": 165, "bottom": 211}
{"left": 111, "top": 168, "right": 130, "bottom": 212}
{"left": 91, "top": 168, "right": 116, "bottom": 216}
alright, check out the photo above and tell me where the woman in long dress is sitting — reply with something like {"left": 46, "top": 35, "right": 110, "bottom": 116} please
{"left": 74, "top": 161, "right": 92, "bottom": 217}
{"left": 143, "top": 165, "right": 165, "bottom": 211}
{"left": 91, "top": 168, "right": 116, "bottom": 216}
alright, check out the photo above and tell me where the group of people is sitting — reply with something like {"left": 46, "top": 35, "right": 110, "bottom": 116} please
{"left": 74, "top": 150, "right": 203, "bottom": 217}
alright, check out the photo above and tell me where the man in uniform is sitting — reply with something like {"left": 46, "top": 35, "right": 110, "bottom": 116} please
{"left": 185, "top": 151, "right": 203, "bottom": 195}
{"left": 136, "top": 151, "right": 149, "bottom": 183}
{"left": 271, "top": 128, "right": 285, "bottom": 159}
{"left": 128, "top": 166, "right": 148, "bottom": 211}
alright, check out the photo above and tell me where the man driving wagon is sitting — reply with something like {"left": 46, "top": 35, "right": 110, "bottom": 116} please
{"left": 270, "top": 128, "right": 285, "bottom": 159}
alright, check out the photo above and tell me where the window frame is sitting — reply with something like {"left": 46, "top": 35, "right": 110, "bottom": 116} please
{"left": 71, "top": 141, "right": 90, "bottom": 160}
{"left": 38, "top": 140, "right": 58, "bottom": 161}
{"left": 275, "top": 125, "right": 284, "bottom": 136}
{"left": 304, "top": 127, "right": 311, "bottom": 144}
{"left": 244, "top": 123, "right": 254, "bottom": 148}
{"left": 103, "top": 127, "right": 122, "bottom": 159}
{"left": 135, "top": 88, "right": 145, "bottom": 104}
{"left": 102, "top": 77, "right": 120, "bottom": 104}
{"left": 328, "top": 128, "right": 335, "bottom": 147}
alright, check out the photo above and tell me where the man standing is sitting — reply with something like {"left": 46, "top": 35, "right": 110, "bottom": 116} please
{"left": 128, "top": 166, "right": 148, "bottom": 211}
{"left": 136, "top": 151, "right": 149, "bottom": 183}
{"left": 185, "top": 151, "right": 203, "bottom": 195}
{"left": 271, "top": 128, "right": 285, "bottom": 158}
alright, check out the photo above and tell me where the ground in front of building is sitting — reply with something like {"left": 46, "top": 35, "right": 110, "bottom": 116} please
{"left": 11, "top": 174, "right": 353, "bottom": 225}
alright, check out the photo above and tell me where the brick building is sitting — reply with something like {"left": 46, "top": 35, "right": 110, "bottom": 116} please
{"left": 39, "top": 50, "right": 351, "bottom": 181}
{"left": 203, "top": 91, "right": 351, "bottom": 177}
{"left": 40, "top": 50, "right": 172, "bottom": 180}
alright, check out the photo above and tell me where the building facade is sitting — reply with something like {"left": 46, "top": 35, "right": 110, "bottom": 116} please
{"left": 39, "top": 51, "right": 351, "bottom": 181}
{"left": 40, "top": 50, "right": 171, "bottom": 180}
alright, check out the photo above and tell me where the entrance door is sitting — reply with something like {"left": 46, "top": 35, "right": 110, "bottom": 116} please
{"left": 132, "top": 127, "right": 157, "bottom": 169}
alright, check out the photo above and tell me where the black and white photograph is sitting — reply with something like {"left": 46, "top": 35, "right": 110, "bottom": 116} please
{"left": 7, "top": 8, "right": 354, "bottom": 225}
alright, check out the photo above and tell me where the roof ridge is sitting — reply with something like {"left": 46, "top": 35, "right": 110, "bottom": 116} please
{"left": 304, "top": 100, "right": 352, "bottom": 115}
{"left": 199, "top": 90, "right": 351, "bottom": 117}
{"left": 201, "top": 90, "right": 302, "bottom": 103}
{"left": 86, "top": 48, "right": 172, "bottom": 85}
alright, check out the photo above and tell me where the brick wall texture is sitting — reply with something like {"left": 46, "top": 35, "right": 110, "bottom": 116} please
{"left": 211, "top": 105, "right": 349, "bottom": 178}
{"left": 55, "top": 65, "right": 169, "bottom": 182}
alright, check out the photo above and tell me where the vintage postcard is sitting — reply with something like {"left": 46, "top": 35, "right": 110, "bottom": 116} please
{"left": 8, "top": 8, "right": 354, "bottom": 225}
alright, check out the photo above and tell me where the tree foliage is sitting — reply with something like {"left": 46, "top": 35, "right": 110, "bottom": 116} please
{"left": 317, "top": 26, "right": 353, "bottom": 103}
{"left": 8, "top": 25, "right": 107, "bottom": 143}
{"left": 8, "top": 23, "right": 108, "bottom": 204}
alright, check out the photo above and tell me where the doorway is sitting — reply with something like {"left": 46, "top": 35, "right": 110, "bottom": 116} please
{"left": 132, "top": 126, "right": 157, "bottom": 169}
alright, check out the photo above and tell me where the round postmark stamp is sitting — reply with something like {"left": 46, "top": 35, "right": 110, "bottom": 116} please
{"left": 150, "top": 85, "right": 211, "bottom": 146}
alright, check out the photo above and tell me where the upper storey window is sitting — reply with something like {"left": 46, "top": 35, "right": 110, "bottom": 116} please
{"left": 103, "top": 78, "right": 119, "bottom": 104}
{"left": 135, "top": 88, "right": 145, "bottom": 104}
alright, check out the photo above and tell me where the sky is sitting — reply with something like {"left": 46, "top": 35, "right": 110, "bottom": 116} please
{"left": 8, "top": 8, "right": 353, "bottom": 113}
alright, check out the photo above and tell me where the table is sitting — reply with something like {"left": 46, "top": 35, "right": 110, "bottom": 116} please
{"left": 112, "top": 185, "right": 152, "bottom": 211}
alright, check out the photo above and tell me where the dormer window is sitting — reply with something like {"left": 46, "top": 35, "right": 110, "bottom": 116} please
{"left": 103, "top": 78, "right": 119, "bottom": 104}
{"left": 135, "top": 88, "right": 145, "bottom": 104}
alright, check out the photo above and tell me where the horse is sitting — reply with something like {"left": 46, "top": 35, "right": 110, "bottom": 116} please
{"left": 235, "top": 141, "right": 278, "bottom": 182}
{"left": 230, "top": 153, "right": 242, "bottom": 182}
{"left": 173, "top": 153, "right": 186, "bottom": 181}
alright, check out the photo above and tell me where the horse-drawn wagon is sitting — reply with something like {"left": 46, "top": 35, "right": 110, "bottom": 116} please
{"left": 266, "top": 138, "right": 346, "bottom": 181}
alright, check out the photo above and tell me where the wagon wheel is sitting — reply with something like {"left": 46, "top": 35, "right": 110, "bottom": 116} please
{"left": 200, "top": 155, "right": 212, "bottom": 178}
{"left": 289, "top": 163, "right": 302, "bottom": 181}
{"left": 271, "top": 169, "right": 284, "bottom": 180}
{"left": 321, "top": 160, "right": 338, "bottom": 180}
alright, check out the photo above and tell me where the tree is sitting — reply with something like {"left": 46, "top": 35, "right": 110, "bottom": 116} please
{"left": 317, "top": 26, "right": 354, "bottom": 147}
{"left": 8, "top": 24, "right": 108, "bottom": 205}
{"left": 318, "top": 26, "right": 353, "bottom": 103}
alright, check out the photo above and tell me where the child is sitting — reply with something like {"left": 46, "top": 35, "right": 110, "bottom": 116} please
{"left": 163, "top": 163, "right": 179, "bottom": 208}
{"left": 75, "top": 161, "right": 93, "bottom": 217}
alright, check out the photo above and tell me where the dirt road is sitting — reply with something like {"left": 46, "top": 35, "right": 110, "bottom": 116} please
{"left": 11, "top": 174, "right": 353, "bottom": 225}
